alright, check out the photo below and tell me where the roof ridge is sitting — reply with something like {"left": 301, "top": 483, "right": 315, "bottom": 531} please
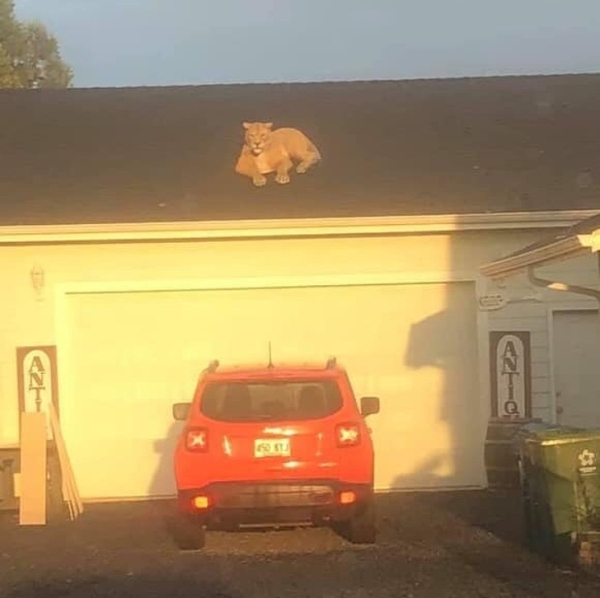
{"left": 1, "top": 70, "right": 598, "bottom": 94}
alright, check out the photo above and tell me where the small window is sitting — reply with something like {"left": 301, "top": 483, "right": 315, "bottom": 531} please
{"left": 199, "top": 379, "right": 343, "bottom": 423}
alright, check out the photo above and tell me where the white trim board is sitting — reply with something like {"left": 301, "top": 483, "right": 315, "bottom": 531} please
{"left": 475, "top": 275, "right": 492, "bottom": 454}
{"left": 547, "top": 304, "right": 600, "bottom": 425}
{"left": 2, "top": 209, "right": 599, "bottom": 245}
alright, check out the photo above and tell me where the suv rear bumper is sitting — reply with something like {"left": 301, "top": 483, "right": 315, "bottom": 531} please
{"left": 177, "top": 479, "right": 373, "bottom": 526}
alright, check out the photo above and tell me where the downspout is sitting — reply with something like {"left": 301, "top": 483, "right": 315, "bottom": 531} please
{"left": 527, "top": 266, "right": 600, "bottom": 302}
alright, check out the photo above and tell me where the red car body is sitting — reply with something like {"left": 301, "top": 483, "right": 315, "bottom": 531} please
{"left": 171, "top": 358, "right": 380, "bottom": 549}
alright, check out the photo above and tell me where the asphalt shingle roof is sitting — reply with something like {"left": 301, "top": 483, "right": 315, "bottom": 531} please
{"left": 1, "top": 73, "right": 600, "bottom": 226}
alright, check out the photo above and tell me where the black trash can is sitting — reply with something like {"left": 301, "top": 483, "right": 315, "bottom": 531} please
{"left": 0, "top": 446, "right": 20, "bottom": 511}
{"left": 484, "top": 417, "right": 542, "bottom": 488}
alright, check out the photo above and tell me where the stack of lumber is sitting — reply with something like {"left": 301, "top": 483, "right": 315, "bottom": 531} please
{"left": 18, "top": 403, "right": 83, "bottom": 525}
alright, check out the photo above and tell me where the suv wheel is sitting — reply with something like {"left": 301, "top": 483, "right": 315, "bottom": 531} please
{"left": 335, "top": 499, "right": 377, "bottom": 544}
{"left": 170, "top": 513, "right": 207, "bottom": 550}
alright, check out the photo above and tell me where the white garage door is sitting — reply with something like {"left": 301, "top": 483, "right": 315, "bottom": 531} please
{"left": 60, "top": 281, "right": 483, "bottom": 500}
{"left": 553, "top": 309, "right": 600, "bottom": 428}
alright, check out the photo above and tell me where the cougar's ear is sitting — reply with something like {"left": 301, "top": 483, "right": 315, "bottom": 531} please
{"left": 242, "top": 122, "right": 252, "bottom": 129}
{"left": 265, "top": 122, "right": 273, "bottom": 129}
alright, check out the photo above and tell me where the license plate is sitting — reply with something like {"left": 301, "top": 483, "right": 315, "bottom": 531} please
{"left": 254, "top": 438, "right": 291, "bottom": 458}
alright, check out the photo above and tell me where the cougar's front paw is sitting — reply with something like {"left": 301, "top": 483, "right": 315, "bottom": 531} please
{"left": 275, "top": 172, "right": 290, "bottom": 184}
{"left": 252, "top": 174, "right": 267, "bottom": 187}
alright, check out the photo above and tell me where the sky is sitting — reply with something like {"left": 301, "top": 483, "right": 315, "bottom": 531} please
{"left": 13, "top": 0, "right": 600, "bottom": 88}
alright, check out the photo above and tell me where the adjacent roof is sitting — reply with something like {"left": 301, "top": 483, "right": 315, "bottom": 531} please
{"left": 480, "top": 212, "right": 600, "bottom": 279}
{"left": 2, "top": 72, "right": 600, "bottom": 226}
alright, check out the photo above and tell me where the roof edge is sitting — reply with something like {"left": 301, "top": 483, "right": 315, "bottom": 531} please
{"left": 1, "top": 210, "right": 599, "bottom": 246}
{"left": 480, "top": 214, "right": 600, "bottom": 280}
{"left": 479, "top": 237, "right": 591, "bottom": 280}
{"left": 579, "top": 231, "right": 600, "bottom": 253}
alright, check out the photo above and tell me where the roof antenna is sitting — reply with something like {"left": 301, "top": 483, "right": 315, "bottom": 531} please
{"left": 268, "top": 341, "right": 273, "bottom": 368}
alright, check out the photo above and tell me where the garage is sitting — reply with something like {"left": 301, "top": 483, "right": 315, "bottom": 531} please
{"left": 3, "top": 75, "right": 600, "bottom": 507}
{"left": 59, "top": 279, "right": 482, "bottom": 500}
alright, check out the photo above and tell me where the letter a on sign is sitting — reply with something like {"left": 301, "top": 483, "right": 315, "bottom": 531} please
{"left": 16, "top": 345, "right": 60, "bottom": 440}
{"left": 501, "top": 341, "right": 518, "bottom": 374}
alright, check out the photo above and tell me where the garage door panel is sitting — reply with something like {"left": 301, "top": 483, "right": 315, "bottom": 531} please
{"left": 63, "top": 282, "right": 482, "bottom": 500}
{"left": 72, "top": 437, "right": 180, "bottom": 499}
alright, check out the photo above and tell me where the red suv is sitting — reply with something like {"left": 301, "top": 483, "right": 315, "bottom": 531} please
{"left": 171, "top": 357, "right": 380, "bottom": 549}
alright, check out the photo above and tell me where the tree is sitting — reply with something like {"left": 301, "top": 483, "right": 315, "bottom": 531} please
{"left": 0, "top": 0, "right": 73, "bottom": 88}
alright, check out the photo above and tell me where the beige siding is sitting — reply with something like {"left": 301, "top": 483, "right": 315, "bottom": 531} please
{"left": 1, "top": 225, "right": 594, "bottom": 497}
{"left": 0, "top": 228, "right": 548, "bottom": 444}
{"left": 486, "top": 252, "right": 600, "bottom": 423}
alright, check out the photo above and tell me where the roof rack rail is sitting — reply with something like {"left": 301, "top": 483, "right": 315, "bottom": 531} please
{"left": 206, "top": 359, "right": 220, "bottom": 373}
{"left": 326, "top": 356, "right": 337, "bottom": 369}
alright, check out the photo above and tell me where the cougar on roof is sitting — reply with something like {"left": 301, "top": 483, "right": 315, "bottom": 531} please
{"left": 234, "top": 121, "right": 321, "bottom": 187}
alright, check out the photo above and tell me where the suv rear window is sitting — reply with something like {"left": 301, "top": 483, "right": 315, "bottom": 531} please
{"left": 199, "top": 379, "right": 344, "bottom": 422}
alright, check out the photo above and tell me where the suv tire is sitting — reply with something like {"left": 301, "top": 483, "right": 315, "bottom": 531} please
{"left": 336, "top": 498, "right": 377, "bottom": 544}
{"left": 170, "top": 513, "right": 207, "bottom": 551}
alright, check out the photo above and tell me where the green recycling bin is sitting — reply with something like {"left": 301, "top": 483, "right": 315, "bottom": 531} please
{"left": 518, "top": 426, "right": 600, "bottom": 564}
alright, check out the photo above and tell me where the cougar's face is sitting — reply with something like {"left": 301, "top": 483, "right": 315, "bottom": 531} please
{"left": 244, "top": 122, "right": 272, "bottom": 155}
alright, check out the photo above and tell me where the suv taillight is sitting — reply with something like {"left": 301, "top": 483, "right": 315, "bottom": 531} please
{"left": 185, "top": 427, "right": 209, "bottom": 452}
{"left": 335, "top": 422, "right": 361, "bottom": 448}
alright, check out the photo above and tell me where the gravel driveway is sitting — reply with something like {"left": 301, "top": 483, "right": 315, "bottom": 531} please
{"left": 2, "top": 489, "right": 600, "bottom": 598}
